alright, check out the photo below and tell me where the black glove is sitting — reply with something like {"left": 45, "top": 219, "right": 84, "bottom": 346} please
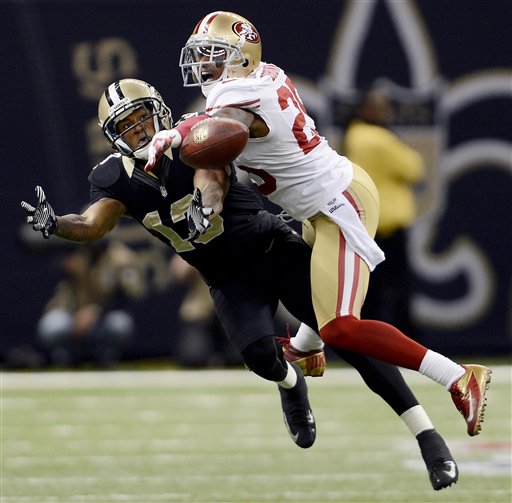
{"left": 21, "top": 186, "right": 57, "bottom": 239}
{"left": 186, "top": 188, "right": 213, "bottom": 241}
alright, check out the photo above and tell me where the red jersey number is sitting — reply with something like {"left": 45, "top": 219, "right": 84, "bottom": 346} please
{"left": 277, "top": 77, "right": 321, "bottom": 155}
{"left": 240, "top": 166, "right": 277, "bottom": 196}
{"left": 239, "top": 75, "right": 321, "bottom": 196}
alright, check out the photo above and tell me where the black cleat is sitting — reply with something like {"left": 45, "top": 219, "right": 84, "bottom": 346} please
{"left": 428, "top": 459, "right": 459, "bottom": 491}
{"left": 278, "top": 363, "right": 316, "bottom": 448}
{"left": 417, "top": 429, "right": 459, "bottom": 490}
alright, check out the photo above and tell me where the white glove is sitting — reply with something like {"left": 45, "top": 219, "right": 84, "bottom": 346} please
{"left": 145, "top": 129, "right": 182, "bottom": 172}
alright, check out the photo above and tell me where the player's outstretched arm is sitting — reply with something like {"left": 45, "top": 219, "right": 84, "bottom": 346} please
{"left": 186, "top": 168, "right": 229, "bottom": 241}
{"left": 21, "top": 187, "right": 126, "bottom": 243}
{"left": 55, "top": 198, "right": 126, "bottom": 243}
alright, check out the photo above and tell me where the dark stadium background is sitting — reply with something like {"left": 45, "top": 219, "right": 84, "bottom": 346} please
{"left": 2, "top": 0, "right": 511, "bottom": 364}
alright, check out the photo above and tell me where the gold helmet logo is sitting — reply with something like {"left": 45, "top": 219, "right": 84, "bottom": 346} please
{"left": 232, "top": 21, "right": 260, "bottom": 43}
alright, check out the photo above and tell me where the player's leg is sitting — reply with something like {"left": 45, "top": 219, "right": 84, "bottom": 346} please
{"left": 361, "top": 229, "right": 415, "bottom": 334}
{"left": 210, "top": 282, "right": 316, "bottom": 448}
{"left": 266, "top": 219, "right": 326, "bottom": 376}
{"left": 310, "top": 164, "right": 491, "bottom": 436}
{"left": 270, "top": 214, "right": 442, "bottom": 434}
{"left": 270, "top": 216, "right": 459, "bottom": 487}
{"left": 337, "top": 349, "right": 458, "bottom": 490}
{"left": 210, "top": 281, "right": 287, "bottom": 382}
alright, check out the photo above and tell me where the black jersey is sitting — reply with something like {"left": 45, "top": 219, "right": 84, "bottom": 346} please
{"left": 89, "top": 154, "right": 291, "bottom": 285}
{"left": 88, "top": 152, "right": 319, "bottom": 350}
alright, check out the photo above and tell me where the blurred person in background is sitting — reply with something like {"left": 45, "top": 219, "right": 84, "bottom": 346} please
{"left": 343, "top": 84, "right": 425, "bottom": 335}
{"left": 37, "top": 239, "right": 142, "bottom": 367}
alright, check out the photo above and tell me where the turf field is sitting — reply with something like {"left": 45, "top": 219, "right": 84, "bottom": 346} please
{"left": 1, "top": 365, "right": 510, "bottom": 503}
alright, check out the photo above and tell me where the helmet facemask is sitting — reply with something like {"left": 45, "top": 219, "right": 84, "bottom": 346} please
{"left": 180, "top": 36, "right": 246, "bottom": 96}
{"left": 181, "top": 12, "right": 262, "bottom": 96}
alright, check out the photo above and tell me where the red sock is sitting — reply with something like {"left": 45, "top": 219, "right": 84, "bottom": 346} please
{"left": 320, "top": 315, "right": 428, "bottom": 370}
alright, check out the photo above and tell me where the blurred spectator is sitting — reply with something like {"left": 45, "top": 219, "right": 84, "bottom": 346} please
{"left": 168, "top": 254, "right": 242, "bottom": 367}
{"left": 343, "top": 85, "right": 425, "bottom": 334}
{"left": 37, "top": 239, "right": 143, "bottom": 367}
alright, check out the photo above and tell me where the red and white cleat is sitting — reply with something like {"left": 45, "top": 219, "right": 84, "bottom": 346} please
{"left": 449, "top": 364, "right": 492, "bottom": 436}
{"left": 277, "top": 335, "right": 326, "bottom": 377}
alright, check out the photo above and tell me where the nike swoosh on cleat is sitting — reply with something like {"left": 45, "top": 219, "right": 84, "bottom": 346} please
{"left": 442, "top": 462, "right": 457, "bottom": 479}
{"left": 283, "top": 415, "right": 300, "bottom": 443}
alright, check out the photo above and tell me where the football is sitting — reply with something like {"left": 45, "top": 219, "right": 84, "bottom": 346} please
{"left": 179, "top": 117, "right": 250, "bottom": 170}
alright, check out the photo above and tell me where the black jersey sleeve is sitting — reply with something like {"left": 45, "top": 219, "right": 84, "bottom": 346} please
{"left": 88, "top": 154, "right": 130, "bottom": 206}
{"left": 88, "top": 154, "right": 123, "bottom": 187}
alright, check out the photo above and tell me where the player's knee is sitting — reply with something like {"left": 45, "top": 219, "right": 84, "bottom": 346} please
{"left": 320, "top": 315, "right": 358, "bottom": 348}
{"left": 241, "top": 336, "right": 287, "bottom": 381}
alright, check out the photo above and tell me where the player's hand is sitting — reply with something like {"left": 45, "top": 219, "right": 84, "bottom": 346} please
{"left": 145, "top": 129, "right": 182, "bottom": 172}
{"left": 21, "top": 186, "right": 57, "bottom": 239}
{"left": 186, "top": 188, "right": 213, "bottom": 241}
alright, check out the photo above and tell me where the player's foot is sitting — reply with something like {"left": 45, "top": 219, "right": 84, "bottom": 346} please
{"left": 277, "top": 335, "right": 325, "bottom": 377}
{"left": 278, "top": 363, "right": 316, "bottom": 448}
{"left": 449, "top": 364, "right": 492, "bottom": 436}
{"left": 417, "top": 429, "right": 458, "bottom": 490}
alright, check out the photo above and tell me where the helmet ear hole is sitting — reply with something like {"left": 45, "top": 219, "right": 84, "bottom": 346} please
{"left": 242, "top": 59, "right": 249, "bottom": 67}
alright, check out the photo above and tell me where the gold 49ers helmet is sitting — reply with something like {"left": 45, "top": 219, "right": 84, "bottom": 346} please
{"left": 180, "top": 11, "right": 262, "bottom": 96}
{"left": 98, "top": 79, "right": 172, "bottom": 160}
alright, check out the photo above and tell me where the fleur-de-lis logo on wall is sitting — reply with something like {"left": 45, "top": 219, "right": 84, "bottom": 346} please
{"left": 293, "top": 0, "right": 512, "bottom": 331}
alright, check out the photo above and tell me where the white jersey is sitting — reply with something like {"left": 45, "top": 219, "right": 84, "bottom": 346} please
{"left": 205, "top": 63, "right": 353, "bottom": 222}
{"left": 205, "top": 62, "right": 385, "bottom": 269}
